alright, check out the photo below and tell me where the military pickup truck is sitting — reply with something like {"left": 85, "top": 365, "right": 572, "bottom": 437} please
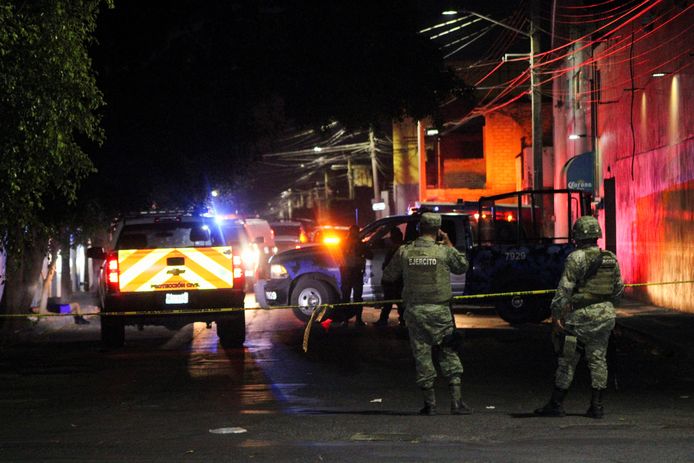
{"left": 260, "top": 189, "right": 592, "bottom": 324}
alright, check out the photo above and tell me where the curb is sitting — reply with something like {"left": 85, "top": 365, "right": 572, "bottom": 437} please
{"left": 614, "top": 319, "right": 688, "bottom": 360}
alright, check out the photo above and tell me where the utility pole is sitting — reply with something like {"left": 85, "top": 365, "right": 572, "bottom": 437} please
{"left": 530, "top": 0, "right": 543, "bottom": 190}
{"left": 464, "top": 7, "right": 542, "bottom": 189}
{"left": 347, "top": 158, "right": 354, "bottom": 199}
{"left": 323, "top": 169, "right": 330, "bottom": 205}
{"left": 369, "top": 127, "right": 380, "bottom": 201}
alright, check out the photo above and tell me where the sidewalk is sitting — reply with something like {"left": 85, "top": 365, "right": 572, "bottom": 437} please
{"left": 10, "top": 292, "right": 102, "bottom": 343}
{"left": 615, "top": 298, "right": 694, "bottom": 363}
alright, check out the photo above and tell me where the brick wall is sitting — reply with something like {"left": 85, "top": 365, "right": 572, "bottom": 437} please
{"left": 425, "top": 106, "right": 530, "bottom": 201}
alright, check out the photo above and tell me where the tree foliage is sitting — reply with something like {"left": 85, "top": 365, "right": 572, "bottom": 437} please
{"left": 0, "top": 0, "right": 108, "bottom": 312}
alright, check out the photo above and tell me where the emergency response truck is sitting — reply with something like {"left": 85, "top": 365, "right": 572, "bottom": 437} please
{"left": 260, "top": 189, "right": 592, "bottom": 325}
{"left": 87, "top": 210, "right": 246, "bottom": 348}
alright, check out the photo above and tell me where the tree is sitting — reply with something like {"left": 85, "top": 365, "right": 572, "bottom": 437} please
{"left": 0, "top": 1, "right": 108, "bottom": 322}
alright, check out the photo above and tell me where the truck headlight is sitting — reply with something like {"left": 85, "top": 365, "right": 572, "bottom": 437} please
{"left": 270, "top": 264, "right": 289, "bottom": 279}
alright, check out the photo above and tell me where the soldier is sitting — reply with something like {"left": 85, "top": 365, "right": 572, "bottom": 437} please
{"left": 535, "top": 216, "right": 624, "bottom": 419}
{"left": 383, "top": 213, "right": 470, "bottom": 415}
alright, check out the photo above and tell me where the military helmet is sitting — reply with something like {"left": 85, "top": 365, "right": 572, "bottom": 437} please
{"left": 572, "top": 216, "right": 602, "bottom": 240}
{"left": 420, "top": 212, "right": 441, "bottom": 230}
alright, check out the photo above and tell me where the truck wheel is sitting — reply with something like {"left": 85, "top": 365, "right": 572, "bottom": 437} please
{"left": 494, "top": 276, "right": 552, "bottom": 325}
{"left": 290, "top": 278, "right": 335, "bottom": 322}
{"left": 101, "top": 316, "right": 125, "bottom": 348}
{"left": 217, "top": 311, "right": 246, "bottom": 348}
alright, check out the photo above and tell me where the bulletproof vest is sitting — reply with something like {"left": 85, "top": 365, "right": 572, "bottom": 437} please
{"left": 401, "top": 239, "right": 452, "bottom": 304}
{"left": 573, "top": 247, "right": 618, "bottom": 307}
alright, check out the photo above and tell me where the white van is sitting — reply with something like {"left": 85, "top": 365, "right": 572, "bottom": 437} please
{"left": 242, "top": 218, "right": 276, "bottom": 279}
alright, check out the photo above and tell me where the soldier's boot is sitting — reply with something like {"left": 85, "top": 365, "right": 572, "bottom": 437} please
{"left": 586, "top": 388, "right": 604, "bottom": 419}
{"left": 534, "top": 387, "right": 567, "bottom": 417}
{"left": 419, "top": 387, "right": 436, "bottom": 416}
{"left": 449, "top": 383, "right": 472, "bottom": 415}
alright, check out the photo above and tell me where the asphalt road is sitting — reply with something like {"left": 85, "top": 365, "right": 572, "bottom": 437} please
{"left": 1, "top": 298, "right": 693, "bottom": 462}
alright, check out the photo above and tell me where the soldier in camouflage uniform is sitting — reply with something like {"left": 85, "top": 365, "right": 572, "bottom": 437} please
{"left": 383, "top": 213, "right": 470, "bottom": 416}
{"left": 535, "top": 216, "right": 624, "bottom": 419}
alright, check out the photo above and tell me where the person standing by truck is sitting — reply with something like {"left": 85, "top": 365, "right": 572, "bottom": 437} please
{"left": 340, "top": 225, "right": 371, "bottom": 326}
{"left": 383, "top": 213, "right": 470, "bottom": 415}
{"left": 375, "top": 227, "right": 405, "bottom": 327}
{"left": 534, "top": 216, "right": 624, "bottom": 419}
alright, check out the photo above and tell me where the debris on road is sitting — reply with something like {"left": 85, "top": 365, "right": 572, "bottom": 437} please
{"left": 209, "top": 427, "right": 247, "bottom": 434}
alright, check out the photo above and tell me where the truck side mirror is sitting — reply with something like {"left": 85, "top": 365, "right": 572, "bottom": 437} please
{"left": 86, "top": 247, "right": 106, "bottom": 260}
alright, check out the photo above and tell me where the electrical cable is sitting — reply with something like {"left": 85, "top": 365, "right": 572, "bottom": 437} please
{"left": 444, "top": 26, "right": 497, "bottom": 59}
{"left": 440, "top": 25, "right": 495, "bottom": 49}
{"left": 427, "top": 17, "right": 485, "bottom": 40}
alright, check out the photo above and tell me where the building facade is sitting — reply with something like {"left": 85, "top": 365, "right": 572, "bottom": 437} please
{"left": 552, "top": 2, "right": 693, "bottom": 311}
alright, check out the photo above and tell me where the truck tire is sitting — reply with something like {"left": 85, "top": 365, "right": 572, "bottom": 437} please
{"left": 101, "top": 316, "right": 125, "bottom": 348}
{"left": 290, "top": 278, "right": 336, "bottom": 322}
{"left": 217, "top": 311, "right": 246, "bottom": 348}
{"left": 494, "top": 276, "right": 552, "bottom": 325}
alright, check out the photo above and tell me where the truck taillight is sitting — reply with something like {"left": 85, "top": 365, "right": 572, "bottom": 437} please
{"left": 232, "top": 254, "right": 244, "bottom": 281}
{"left": 106, "top": 253, "right": 120, "bottom": 291}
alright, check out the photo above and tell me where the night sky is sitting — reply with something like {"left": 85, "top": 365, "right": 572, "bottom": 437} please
{"left": 88, "top": 0, "right": 528, "bottom": 215}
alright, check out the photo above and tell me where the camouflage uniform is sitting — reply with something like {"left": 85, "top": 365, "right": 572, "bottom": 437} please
{"left": 551, "top": 246, "right": 624, "bottom": 390}
{"left": 536, "top": 216, "right": 624, "bottom": 419}
{"left": 383, "top": 213, "right": 469, "bottom": 414}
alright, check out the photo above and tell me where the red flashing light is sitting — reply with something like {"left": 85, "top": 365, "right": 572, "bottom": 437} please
{"left": 506, "top": 213, "right": 514, "bottom": 222}
{"left": 473, "top": 213, "right": 480, "bottom": 221}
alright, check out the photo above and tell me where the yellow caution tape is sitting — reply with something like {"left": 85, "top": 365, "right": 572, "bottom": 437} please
{"left": 1, "top": 280, "right": 692, "bottom": 320}
{"left": 302, "top": 304, "right": 329, "bottom": 353}
{"left": 625, "top": 280, "right": 694, "bottom": 288}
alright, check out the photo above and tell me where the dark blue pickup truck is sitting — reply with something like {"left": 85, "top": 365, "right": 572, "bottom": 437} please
{"left": 259, "top": 189, "right": 592, "bottom": 324}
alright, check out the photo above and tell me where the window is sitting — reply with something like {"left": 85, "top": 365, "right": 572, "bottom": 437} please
{"left": 117, "top": 221, "right": 225, "bottom": 249}
{"left": 441, "top": 116, "right": 484, "bottom": 160}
